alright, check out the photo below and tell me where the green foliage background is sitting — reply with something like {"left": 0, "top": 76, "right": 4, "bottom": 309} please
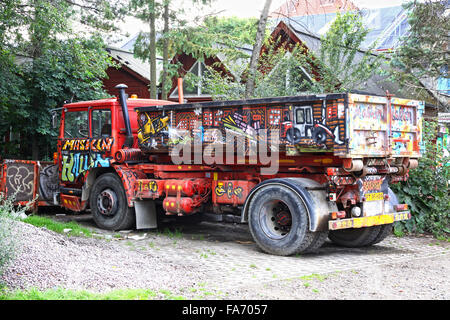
{"left": 0, "top": 0, "right": 122, "bottom": 160}
{"left": 392, "top": 120, "right": 450, "bottom": 238}
{"left": 202, "top": 11, "right": 383, "bottom": 100}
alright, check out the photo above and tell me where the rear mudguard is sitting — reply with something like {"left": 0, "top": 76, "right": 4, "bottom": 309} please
{"left": 241, "top": 178, "right": 336, "bottom": 232}
{"left": 113, "top": 165, "right": 147, "bottom": 207}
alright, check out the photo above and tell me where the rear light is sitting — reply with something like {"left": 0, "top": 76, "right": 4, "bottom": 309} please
{"left": 394, "top": 204, "right": 408, "bottom": 211}
{"left": 330, "top": 211, "right": 346, "bottom": 219}
{"left": 327, "top": 168, "right": 337, "bottom": 176}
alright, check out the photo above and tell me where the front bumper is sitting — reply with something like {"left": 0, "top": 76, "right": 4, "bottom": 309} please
{"left": 328, "top": 211, "right": 411, "bottom": 231}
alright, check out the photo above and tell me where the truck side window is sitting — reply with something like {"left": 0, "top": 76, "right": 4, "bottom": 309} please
{"left": 92, "top": 109, "right": 111, "bottom": 137}
{"left": 64, "top": 111, "right": 88, "bottom": 138}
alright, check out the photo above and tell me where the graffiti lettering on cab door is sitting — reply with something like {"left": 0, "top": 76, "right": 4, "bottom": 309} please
{"left": 61, "top": 153, "right": 112, "bottom": 183}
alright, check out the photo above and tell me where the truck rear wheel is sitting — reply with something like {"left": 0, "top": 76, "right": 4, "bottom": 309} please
{"left": 90, "top": 173, "right": 135, "bottom": 231}
{"left": 248, "top": 184, "right": 318, "bottom": 256}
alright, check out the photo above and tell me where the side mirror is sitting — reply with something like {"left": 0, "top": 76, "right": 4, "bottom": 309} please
{"left": 52, "top": 112, "right": 58, "bottom": 129}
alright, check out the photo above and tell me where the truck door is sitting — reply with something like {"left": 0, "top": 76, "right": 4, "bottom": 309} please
{"left": 89, "top": 107, "right": 113, "bottom": 166}
{"left": 60, "top": 109, "right": 89, "bottom": 187}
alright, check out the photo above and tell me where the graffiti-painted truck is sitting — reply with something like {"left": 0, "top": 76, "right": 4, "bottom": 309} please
{"left": 0, "top": 84, "right": 424, "bottom": 255}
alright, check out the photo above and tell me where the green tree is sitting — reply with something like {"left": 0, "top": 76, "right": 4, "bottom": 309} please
{"left": 245, "top": 0, "right": 273, "bottom": 98}
{"left": 389, "top": 0, "right": 449, "bottom": 111}
{"left": 306, "top": 11, "right": 383, "bottom": 93}
{"left": 130, "top": 0, "right": 231, "bottom": 99}
{"left": 203, "top": 11, "right": 382, "bottom": 100}
{"left": 0, "top": 0, "right": 122, "bottom": 160}
{"left": 130, "top": 0, "right": 211, "bottom": 99}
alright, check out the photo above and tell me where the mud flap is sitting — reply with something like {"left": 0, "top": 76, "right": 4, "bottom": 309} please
{"left": 134, "top": 200, "right": 158, "bottom": 229}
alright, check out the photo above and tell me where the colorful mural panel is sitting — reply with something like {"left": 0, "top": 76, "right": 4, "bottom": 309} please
{"left": 136, "top": 100, "right": 347, "bottom": 157}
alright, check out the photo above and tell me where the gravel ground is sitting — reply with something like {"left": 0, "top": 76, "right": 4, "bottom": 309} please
{"left": 1, "top": 218, "right": 449, "bottom": 300}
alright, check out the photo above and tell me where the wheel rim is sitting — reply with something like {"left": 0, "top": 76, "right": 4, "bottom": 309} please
{"left": 97, "top": 188, "right": 118, "bottom": 216}
{"left": 259, "top": 200, "right": 293, "bottom": 240}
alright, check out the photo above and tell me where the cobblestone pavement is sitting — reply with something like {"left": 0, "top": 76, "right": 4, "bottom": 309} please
{"left": 59, "top": 213, "right": 450, "bottom": 298}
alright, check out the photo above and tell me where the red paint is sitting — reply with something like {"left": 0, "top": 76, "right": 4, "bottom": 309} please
{"left": 163, "top": 196, "right": 202, "bottom": 215}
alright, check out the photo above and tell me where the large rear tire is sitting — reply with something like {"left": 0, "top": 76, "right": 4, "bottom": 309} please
{"left": 248, "top": 184, "right": 319, "bottom": 256}
{"left": 328, "top": 226, "right": 382, "bottom": 247}
{"left": 365, "top": 188, "right": 398, "bottom": 246}
{"left": 90, "top": 173, "right": 135, "bottom": 231}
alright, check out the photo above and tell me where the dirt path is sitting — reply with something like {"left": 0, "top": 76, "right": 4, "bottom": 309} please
{"left": 1, "top": 213, "right": 449, "bottom": 300}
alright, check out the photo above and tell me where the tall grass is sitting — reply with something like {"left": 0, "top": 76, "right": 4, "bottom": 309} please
{"left": 0, "top": 287, "right": 161, "bottom": 300}
{"left": 0, "top": 193, "right": 30, "bottom": 277}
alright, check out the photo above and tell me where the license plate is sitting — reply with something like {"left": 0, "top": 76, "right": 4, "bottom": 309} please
{"left": 365, "top": 192, "right": 384, "bottom": 201}
{"left": 328, "top": 212, "right": 411, "bottom": 230}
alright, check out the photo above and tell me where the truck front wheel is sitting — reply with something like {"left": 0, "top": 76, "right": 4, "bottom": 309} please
{"left": 90, "top": 173, "right": 135, "bottom": 230}
{"left": 248, "top": 184, "right": 318, "bottom": 256}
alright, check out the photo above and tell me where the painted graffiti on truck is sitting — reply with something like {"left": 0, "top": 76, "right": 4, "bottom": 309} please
{"left": 60, "top": 137, "right": 114, "bottom": 183}
{"left": 136, "top": 100, "right": 347, "bottom": 156}
{"left": 61, "top": 152, "right": 112, "bottom": 183}
{"left": 214, "top": 181, "right": 244, "bottom": 199}
{"left": 287, "top": 103, "right": 346, "bottom": 152}
{"left": 137, "top": 113, "right": 171, "bottom": 149}
{"left": 62, "top": 138, "right": 114, "bottom": 152}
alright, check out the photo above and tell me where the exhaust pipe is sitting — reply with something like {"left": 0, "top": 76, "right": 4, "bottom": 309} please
{"left": 115, "top": 84, "right": 134, "bottom": 148}
{"left": 178, "top": 78, "right": 184, "bottom": 104}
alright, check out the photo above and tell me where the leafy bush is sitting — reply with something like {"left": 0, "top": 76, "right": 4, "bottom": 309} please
{"left": 392, "top": 120, "right": 450, "bottom": 238}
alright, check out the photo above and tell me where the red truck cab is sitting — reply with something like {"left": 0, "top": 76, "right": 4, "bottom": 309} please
{"left": 57, "top": 87, "right": 174, "bottom": 218}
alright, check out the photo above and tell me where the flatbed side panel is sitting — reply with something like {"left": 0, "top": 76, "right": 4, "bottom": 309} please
{"left": 136, "top": 94, "right": 349, "bottom": 157}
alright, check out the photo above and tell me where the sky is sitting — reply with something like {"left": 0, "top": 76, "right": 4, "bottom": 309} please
{"left": 115, "top": 0, "right": 410, "bottom": 46}
{"left": 204, "top": 0, "right": 409, "bottom": 18}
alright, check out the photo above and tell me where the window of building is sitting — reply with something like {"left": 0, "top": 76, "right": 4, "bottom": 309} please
{"left": 171, "top": 61, "right": 211, "bottom": 98}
